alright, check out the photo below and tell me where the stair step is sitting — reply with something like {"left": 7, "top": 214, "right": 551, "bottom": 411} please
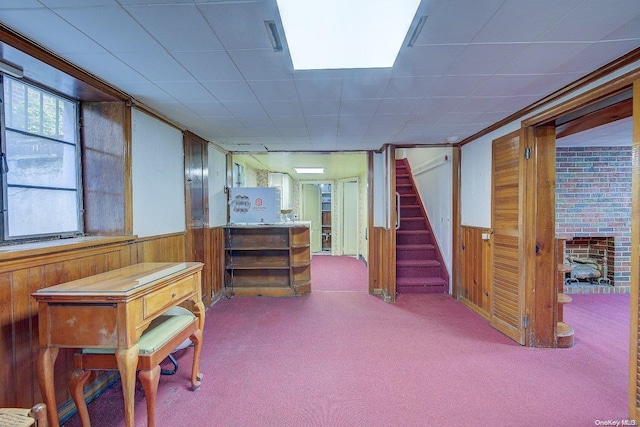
{"left": 399, "top": 217, "right": 426, "bottom": 230}
{"left": 396, "top": 277, "right": 448, "bottom": 294}
{"left": 397, "top": 244, "right": 435, "bottom": 260}
{"left": 400, "top": 205, "right": 422, "bottom": 217}
{"left": 397, "top": 230, "right": 431, "bottom": 245}
{"left": 396, "top": 259, "right": 441, "bottom": 277}
{"left": 397, "top": 259, "right": 440, "bottom": 267}
{"left": 557, "top": 321, "right": 574, "bottom": 348}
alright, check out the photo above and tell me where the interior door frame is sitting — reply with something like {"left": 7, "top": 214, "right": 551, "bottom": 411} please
{"left": 519, "top": 68, "right": 640, "bottom": 418}
{"left": 521, "top": 71, "right": 639, "bottom": 346}
{"left": 339, "top": 178, "right": 359, "bottom": 256}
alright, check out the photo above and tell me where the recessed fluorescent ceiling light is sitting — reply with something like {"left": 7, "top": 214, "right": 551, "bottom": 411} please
{"left": 295, "top": 167, "right": 324, "bottom": 174}
{"left": 276, "top": 0, "right": 421, "bottom": 70}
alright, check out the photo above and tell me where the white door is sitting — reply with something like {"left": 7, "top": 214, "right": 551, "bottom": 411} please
{"left": 343, "top": 181, "right": 358, "bottom": 255}
{"left": 302, "top": 184, "right": 322, "bottom": 253}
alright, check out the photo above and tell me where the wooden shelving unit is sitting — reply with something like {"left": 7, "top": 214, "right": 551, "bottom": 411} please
{"left": 556, "top": 237, "right": 574, "bottom": 348}
{"left": 224, "top": 224, "right": 311, "bottom": 297}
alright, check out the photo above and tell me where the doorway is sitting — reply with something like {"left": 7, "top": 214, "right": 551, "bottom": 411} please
{"left": 342, "top": 180, "right": 358, "bottom": 256}
{"left": 302, "top": 183, "right": 322, "bottom": 253}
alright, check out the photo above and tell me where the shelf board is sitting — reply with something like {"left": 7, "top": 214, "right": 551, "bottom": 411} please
{"left": 225, "top": 246, "right": 288, "bottom": 251}
{"left": 291, "top": 261, "right": 311, "bottom": 268}
{"left": 291, "top": 243, "right": 310, "bottom": 248}
{"left": 225, "top": 264, "right": 289, "bottom": 270}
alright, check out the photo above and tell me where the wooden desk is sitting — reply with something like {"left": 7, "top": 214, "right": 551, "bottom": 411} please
{"left": 32, "top": 262, "right": 205, "bottom": 427}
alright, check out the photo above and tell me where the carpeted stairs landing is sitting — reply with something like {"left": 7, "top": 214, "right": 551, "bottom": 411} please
{"left": 396, "top": 158, "right": 448, "bottom": 294}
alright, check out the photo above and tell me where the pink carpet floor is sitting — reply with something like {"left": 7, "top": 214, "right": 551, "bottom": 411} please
{"left": 308, "top": 255, "right": 367, "bottom": 292}
{"left": 61, "top": 258, "right": 631, "bottom": 426}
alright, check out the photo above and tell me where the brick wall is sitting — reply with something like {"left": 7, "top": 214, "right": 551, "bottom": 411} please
{"left": 555, "top": 146, "right": 632, "bottom": 286}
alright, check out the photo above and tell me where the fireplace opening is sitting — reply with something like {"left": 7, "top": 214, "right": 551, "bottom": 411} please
{"left": 563, "top": 237, "right": 614, "bottom": 286}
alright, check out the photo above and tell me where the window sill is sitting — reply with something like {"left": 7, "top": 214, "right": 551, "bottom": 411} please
{"left": 0, "top": 235, "right": 136, "bottom": 263}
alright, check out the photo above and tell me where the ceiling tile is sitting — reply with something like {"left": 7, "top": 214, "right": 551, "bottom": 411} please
{"left": 301, "top": 100, "right": 340, "bottom": 116}
{"left": 201, "top": 80, "right": 256, "bottom": 102}
{"left": 498, "top": 42, "right": 592, "bottom": 75}
{"left": 0, "top": 9, "right": 103, "bottom": 54}
{"left": 262, "top": 101, "right": 304, "bottom": 118}
{"left": 340, "top": 99, "right": 380, "bottom": 116}
{"left": 393, "top": 44, "right": 467, "bottom": 77}
{"left": 538, "top": 0, "right": 640, "bottom": 42}
{"left": 115, "top": 51, "right": 194, "bottom": 82}
{"left": 120, "top": 81, "right": 175, "bottom": 104}
{"left": 426, "top": 76, "right": 491, "bottom": 97}
{"left": 52, "top": 6, "right": 165, "bottom": 53}
{"left": 341, "top": 77, "right": 390, "bottom": 99}
{"left": 446, "top": 43, "right": 528, "bottom": 75}
{"left": 295, "top": 79, "right": 342, "bottom": 100}
{"left": 413, "top": 0, "right": 504, "bottom": 44}
{"left": 63, "top": 52, "right": 146, "bottom": 84}
{"left": 198, "top": 2, "right": 274, "bottom": 50}
{"left": 383, "top": 76, "right": 439, "bottom": 98}
{"left": 270, "top": 116, "right": 306, "bottom": 128}
{"left": 183, "top": 101, "right": 231, "bottom": 117}
{"left": 171, "top": 50, "right": 243, "bottom": 81}
{"left": 223, "top": 101, "right": 268, "bottom": 118}
{"left": 276, "top": 127, "right": 309, "bottom": 138}
{"left": 248, "top": 79, "right": 298, "bottom": 102}
{"left": 473, "top": 0, "right": 582, "bottom": 43}
{"left": 228, "top": 49, "right": 292, "bottom": 80}
{"left": 125, "top": 4, "right": 224, "bottom": 52}
{"left": 155, "top": 82, "right": 217, "bottom": 102}
{"left": 338, "top": 115, "right": 373, "bottom": 128}
{"left": 553, "top": 40, "right": 640, "bottom": 74}
{"left": 472, "top": 75, "right": 550, "bottom": 97}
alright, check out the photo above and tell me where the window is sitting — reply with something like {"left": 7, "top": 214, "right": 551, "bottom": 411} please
{"left": 0, "top": 76, "right": 82, "bottom": 241}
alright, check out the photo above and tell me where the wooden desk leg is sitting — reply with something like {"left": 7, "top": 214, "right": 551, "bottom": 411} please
{"left": 189, "top": 329, "right": 204, "bottom": 390}
{"left": 193, "top": 301, "right": 206, "bottom": 332}
{"left": 69, "top": 369, "right": 92, "bottom": 427}
{"left": 115, "top": 344, "right": 139, "bottom": 427}
{"left": 37, "top": 346, "right": 60, "bottom": 427}
{"left": 138, "top": 365, "right": 160, "bottom": 427}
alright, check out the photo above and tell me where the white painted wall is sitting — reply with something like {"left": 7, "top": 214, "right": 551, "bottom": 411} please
{"left": 403, "top": 147, "right": 453, "bottom": 276}
{"left": 372, "top": 151, "right": 387, "bottom": 228}
{"left": 208, "top": 146, "right": 228, "bottom": 226}
{"left": 131, "top": 109, "right": 185, "bottom": 237}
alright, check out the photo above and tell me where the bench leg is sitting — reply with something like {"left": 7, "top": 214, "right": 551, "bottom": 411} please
{"left": 138, "top": 365, "right": 160, "bottom": 427}
{"left": 189, "top": 329, "right": 204, "bottom": 390}
{"left": 69, "top": 369, "right": 91, "bottom": 427}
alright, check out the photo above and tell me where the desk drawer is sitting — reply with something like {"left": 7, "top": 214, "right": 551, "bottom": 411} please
{"left": 143, "top": 276, "right": 195, "bottom": 319}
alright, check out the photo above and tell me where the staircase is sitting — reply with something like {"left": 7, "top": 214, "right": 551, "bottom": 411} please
{"left": 395, "top": 159, "right": 449, "bottom": 294}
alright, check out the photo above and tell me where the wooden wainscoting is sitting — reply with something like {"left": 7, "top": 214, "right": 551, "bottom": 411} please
{"left": 460, "top": 226, "right": 492, "bottom": 319}
{"left": 0, "top": 232, "right": 188, "bottom": 418}
{"left": 369, "top": 226, "right": 395, "bottom": 301}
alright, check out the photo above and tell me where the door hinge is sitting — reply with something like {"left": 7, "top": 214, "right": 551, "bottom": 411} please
{"left": 522, "top": 315, "right": 530, "bottom": 328}
{"left": 524, "top": 147, "right": 531, "bottom": 160}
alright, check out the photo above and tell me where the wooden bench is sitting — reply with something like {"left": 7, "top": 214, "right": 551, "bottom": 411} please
{"left": 69, "top": 308, "right": 203, "bottom": 427}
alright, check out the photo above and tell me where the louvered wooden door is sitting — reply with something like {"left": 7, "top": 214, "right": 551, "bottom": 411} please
{"left": 490, "top": 131, "right": 526, "bottom": 345}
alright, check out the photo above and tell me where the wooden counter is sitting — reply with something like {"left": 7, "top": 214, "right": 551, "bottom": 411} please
{"left": 224, "top": 223, "right": 311, "bottom": 297}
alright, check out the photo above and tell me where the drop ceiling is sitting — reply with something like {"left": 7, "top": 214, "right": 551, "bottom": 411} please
{"left": 0, "top": 0, "right": 639, "bottom": 153}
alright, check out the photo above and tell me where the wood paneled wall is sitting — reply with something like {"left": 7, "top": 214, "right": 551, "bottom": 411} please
{"left": 459, "top": 226, "right": 492, "bottom": 319}
{"left": 81, "top": 102, "right": 132, "bottom": 236}
{"left": 370, "top": 227, "right": 395, "bottom": 302}
{"left": 0, "top": 233, "right": 186, "bottom": 416}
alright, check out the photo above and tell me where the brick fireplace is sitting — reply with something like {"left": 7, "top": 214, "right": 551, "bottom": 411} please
{"left": 555, "top": 146, "right": 632, "bottom": 289}
{"left": 564, "top": 236, "right": 614, "bottom": 285}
